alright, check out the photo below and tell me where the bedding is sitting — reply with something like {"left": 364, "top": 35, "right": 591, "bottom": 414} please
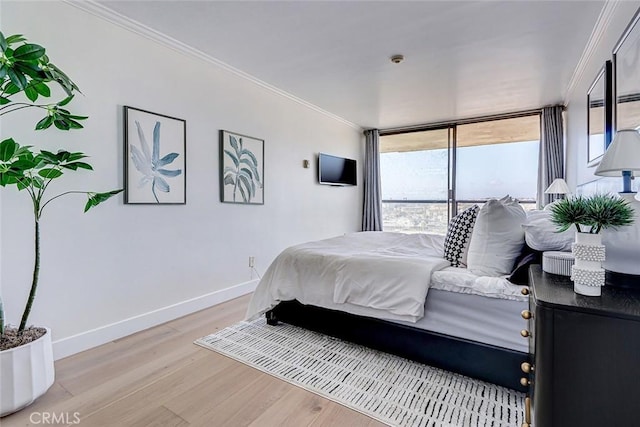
{"left": 247, "top": 231, "right": 449, "bottom": 323}
{"left": 391, "top": 288, "right": 528, "bottom": 352}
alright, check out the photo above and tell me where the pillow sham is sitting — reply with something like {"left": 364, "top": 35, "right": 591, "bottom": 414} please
{"left": 466, "top": 197, "right": 527, "bottom": 276}
{"left": 443, "top": 204, "right": 480, "bottom": 267}
{"left": 522, "top": 209, "right": 574, "bottom": 251}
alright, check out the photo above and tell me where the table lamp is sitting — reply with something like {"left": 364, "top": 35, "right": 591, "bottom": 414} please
{"left": 594, "top": 129, "right": 640, "bottom": 288}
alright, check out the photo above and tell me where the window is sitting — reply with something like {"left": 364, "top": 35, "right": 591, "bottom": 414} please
{"left": 380, "top": 114, "right": 540, "bottom": 234}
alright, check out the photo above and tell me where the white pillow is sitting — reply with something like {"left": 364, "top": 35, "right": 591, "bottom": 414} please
{"left": 466, "top": 198, "right": 527, "bottom": 276}
{"left": 522, "top": 210, "right": 574, "bottom": 251}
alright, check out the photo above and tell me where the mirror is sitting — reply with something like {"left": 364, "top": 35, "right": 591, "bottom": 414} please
{"left": 587, "top": 61, "right": 612, "bottom": 166}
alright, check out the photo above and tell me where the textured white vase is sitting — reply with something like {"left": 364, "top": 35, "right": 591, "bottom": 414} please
{"left": 571, "top": 232, "right": 606, "bottom": 296}
{"left": 0, "top": 327, "right": 55, "bottom": 416}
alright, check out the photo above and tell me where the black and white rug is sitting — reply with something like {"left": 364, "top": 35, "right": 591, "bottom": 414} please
{"left": 195, "top": 318, "right": 524, "bottom": 427}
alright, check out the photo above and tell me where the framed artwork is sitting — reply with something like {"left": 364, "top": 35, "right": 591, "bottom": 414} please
{"left": 220, "top": 130, "right": 264, "bottom": 205}
{"left": 613, "top": 7, "right": 640, "bottom": 134}
{"left": 586, "top": 61, "right": 613, "bottom": 166}
{"left": 124, "top": 106, "right": 186, "bottom": 204}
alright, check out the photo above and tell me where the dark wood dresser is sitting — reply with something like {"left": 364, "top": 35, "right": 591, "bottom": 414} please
{"left": 523, "top": 265, "right": 640, "bottom": 427}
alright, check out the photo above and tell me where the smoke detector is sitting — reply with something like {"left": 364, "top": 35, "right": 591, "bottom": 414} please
{"left": 390, "top": 54, "right": 404, "bottom": 64}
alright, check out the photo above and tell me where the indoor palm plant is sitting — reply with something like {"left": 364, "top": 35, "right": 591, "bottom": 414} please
{"left": 549, "top": 194, "right": 634, "bottom": 296}
{"left": 0, "top": 30, "right": 121, "bottom": 415}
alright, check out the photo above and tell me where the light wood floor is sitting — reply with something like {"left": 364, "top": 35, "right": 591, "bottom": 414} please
{"left": 2, "top": 294, "right": 385, "bottom": 427}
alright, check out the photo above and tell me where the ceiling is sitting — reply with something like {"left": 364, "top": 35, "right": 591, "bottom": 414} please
{"left": 97, "top": 1, "right": 606, "bottom": 130}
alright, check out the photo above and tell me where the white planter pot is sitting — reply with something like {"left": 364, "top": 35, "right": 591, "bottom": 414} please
{"left": 571, "top": 232, "right": 606, "bottom": 296}
{"left": 0, "top": 327, "right": 55, "bottom": 417}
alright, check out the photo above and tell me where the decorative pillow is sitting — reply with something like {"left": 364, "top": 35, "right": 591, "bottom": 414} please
{"left": 522, "top": 209, "right": 574, "bottom": 251}
{"left": 467, "top": 197, "right": 527, "bottom": 276}
{"left": 443, "top": 205, "right": 480, "bottom": 267}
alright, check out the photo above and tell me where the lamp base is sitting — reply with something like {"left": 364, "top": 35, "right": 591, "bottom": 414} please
{"left": 605, "top": 270, "right": 640, "bottom": 289}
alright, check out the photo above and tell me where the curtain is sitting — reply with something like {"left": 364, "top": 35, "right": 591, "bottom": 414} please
{"left": 538, "top": 106, "right": 565, "bottom": 208}
{"left": 362, "top": 129, "right": 382, "bottom": 231}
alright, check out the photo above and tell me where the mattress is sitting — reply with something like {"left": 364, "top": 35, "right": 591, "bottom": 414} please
{"left": 392, "top": 288, "right": 529, "bottom": 352}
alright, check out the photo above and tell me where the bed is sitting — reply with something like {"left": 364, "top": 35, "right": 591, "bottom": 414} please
{"left": 246, "top": 230, "right": 533, "bottom": 392}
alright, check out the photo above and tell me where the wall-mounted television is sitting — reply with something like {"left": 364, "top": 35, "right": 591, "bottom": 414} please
{"left": 318, "top": 153, "right": 357, "bottom": 186}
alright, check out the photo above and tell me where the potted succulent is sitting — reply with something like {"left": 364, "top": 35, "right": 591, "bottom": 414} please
{"left": 0, "top": 31, "right": 121, "bottom": 415}
{"left": 549, "top": 194, "right": 634, "bottom": 296}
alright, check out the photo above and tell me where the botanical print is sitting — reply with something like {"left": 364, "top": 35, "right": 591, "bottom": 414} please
{"left": 130, "top": 121, "right": 182, "bottom": 203}
{"left": 220, "top": 131, "right": 264, "bottom": 204}
{"left": 124, "top": 107, "right": 186, "bottom": 204}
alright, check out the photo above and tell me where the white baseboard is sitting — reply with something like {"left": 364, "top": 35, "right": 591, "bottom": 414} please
{"left": 52, "top": 279, "right": 259, "bottom": 360}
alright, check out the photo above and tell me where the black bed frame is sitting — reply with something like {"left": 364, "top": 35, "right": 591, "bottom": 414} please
{"left": 266, "top": 300, "right": 528, "bottom": 392}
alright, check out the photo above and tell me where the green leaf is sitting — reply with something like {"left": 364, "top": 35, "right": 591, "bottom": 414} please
{"left": 0, "top": 31, "right": 7, "bottom": 51}
{"left": 66, "top": 152, "right": 88, "bottom": 161}
{"left": 33, "top": 82, "right": 50, "bottom": 97}
{"left": 14, "top": 62, "right": 44, "bottom": 80}
{"left": 0, "top": 97, "right": 9, "bottom": 105}
{"left": 24, "top": 85, "right": 38, "bottom": 102}
{"left": 0, "top": 139, "right": 17, "bottom": 162}
{"left": 0, "top": 65, "right": 7, "bottom": 80}
{"left": 13, "top": 43, "right": 45, "bottom": 61}
{"left": 53, "top": 119, "right": 70, "bottom": 130}
{"left": 57, "top": 95, "right": 74, "bottom": 106}
{"left": 5, "top": 34, "right": 26, "bottom": 45}
{"left": 16, "top": 177, "right": 31, "bottom": 191}
{"left": 66, "top": 119, "right": 84, "bottom": 129}
{"left": 7, "top": 68, "right": 27, "bottom": 90}
{"left": 38, "top": 168, "right": 63, "bottom": 179}
{"left": 62, "top": 162, "right": 92, "bottom": 171}
{"left": 35, "top": 116, "right": 54, "bottom": 130}
{"left": 3, "top": 82, "right": 20, "bottom": 95}
{"left": 84, "top": 189, "right": 123, "bottom": 212}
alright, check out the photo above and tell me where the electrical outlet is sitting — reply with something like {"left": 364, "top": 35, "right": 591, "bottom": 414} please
{"left": 249, "top": 256, "right": 255, "bottom": 268}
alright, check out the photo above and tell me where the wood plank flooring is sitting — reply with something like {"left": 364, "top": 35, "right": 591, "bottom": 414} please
{"left": 1, "top": 295, "right": 385, "bottom": 427}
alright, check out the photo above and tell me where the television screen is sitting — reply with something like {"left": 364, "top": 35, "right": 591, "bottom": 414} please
{"left": 318, "top": 153, "right": 357, "bottom": 186}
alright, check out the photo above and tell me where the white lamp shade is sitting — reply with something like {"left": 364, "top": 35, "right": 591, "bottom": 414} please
{"left": 594, "top": 129, "right": 640, "bottom": 176}
{"left": 544, "top": 178, "right": 570, "bottom": 194}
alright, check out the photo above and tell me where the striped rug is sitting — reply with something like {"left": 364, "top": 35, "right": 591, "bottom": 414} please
{"left": 195, "top": 318, "right": 524, "bottom": 427}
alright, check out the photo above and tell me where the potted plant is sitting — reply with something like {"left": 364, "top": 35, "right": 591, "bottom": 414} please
{"left": 0, "top": 31, "right": 121, "bottom": 416}
{"left": 549, "top": 194, "right": 634, "bottom": 296}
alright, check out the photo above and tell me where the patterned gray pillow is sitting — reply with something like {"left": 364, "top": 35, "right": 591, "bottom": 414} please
{"left": 444, "top": 205, "right": 480, "bottom": 267}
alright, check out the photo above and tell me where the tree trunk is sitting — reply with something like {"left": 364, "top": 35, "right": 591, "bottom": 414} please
{"left": 19, "top": 219, "right": 40, "bottom": 333}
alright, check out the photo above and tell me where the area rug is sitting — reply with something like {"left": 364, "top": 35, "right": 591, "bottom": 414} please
{"left": 195, "top": 318, "right": 524, "bottom": 427}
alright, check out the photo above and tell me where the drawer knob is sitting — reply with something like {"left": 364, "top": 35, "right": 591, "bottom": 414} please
{"left": 520, "top": 377, "right": 530, "bottom": 387}
{"left": 521, "top": 310, "right": 532, "bottom": 320}
{"left": 521, "top": 287, "right": 530, "bottom": 296}
{"left": 521, "top": 362, "right": 534, "bottom": 373}
{"left": 521, "top": 329, "right": 531, "bottom": 338}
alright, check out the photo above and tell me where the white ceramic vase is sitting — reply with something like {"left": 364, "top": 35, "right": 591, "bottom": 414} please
{"left": 0, "top": 327, "right": 55, "bottom": 416}
{"left": 571, "top": 232, "right": 606, "bottom": 296}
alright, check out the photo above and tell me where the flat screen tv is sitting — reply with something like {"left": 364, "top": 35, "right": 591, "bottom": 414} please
{"left": 318, "top": 153, "right": 357, "bottom": 186}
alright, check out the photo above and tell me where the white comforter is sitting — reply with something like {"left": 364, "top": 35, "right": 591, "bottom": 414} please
{"left": 246, "top": 231, "right": 449, "bottom": 323}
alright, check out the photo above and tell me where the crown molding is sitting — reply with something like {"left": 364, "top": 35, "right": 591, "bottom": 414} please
{"left": 564, "top": 0, "right": 620, "bottom": 105}
{"left": 62, "top": 0, "right": 361, "bottom": 130}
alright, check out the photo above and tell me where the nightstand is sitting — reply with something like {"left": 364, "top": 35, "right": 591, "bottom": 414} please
{"left": 524, "top": 265, "right": 640, "bottom": 427}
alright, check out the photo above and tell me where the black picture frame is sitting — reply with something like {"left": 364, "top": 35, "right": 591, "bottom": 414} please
{"left": 123, "top": 106, "right": 187, "bottom": 204}
{"left": 613, "top": 7, "right": 640, "bottom": 134}
{"left": 219, "top": 130, "right": 264, "bottom": 205}
{"left": 587, "top": 61, "right": 613, "bottom": 167}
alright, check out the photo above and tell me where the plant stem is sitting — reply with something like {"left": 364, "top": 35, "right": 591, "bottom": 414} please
{"left": 0, "top": 103, "right": 47, "bottom": 116}
{"left": 19, "top": 218, "right": 40, "bottom": 333}
{"left": 39, "top": 190, "right": 90, "bottom": 215}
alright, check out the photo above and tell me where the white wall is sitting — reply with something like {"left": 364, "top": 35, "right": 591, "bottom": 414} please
{"left": 0, "top": 1, "right": 363, "bottom": 358}
{"left": 566, "top": 2, "right": 640, "bottom": 188}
